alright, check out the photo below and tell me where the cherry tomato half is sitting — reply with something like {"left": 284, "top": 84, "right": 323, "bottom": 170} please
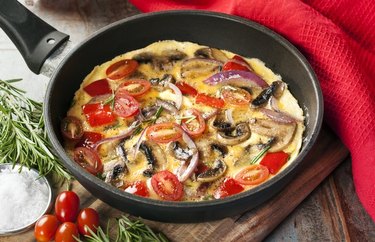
{"left": 83, "top": 79, "right": 112, "bottom": 97}
{"left": 124, "top": 181, "right": 149, "bottom": 197}
{"left": 146, "top": 122, "right": 183, "bottom": 143}
{"left": 73, "top": 147, "right": 103, "bottom": 175}
{"left": 234, "top": 164, "right": 269, "bottom": 185}
{"left": 116, "top": 79, "right": 151, "bottom": 97}
{"left": 75, "top": 132, "right": 104, "bottom": 149}
{"left": 77, "top": 208, "right": 100, "bottom": 236}
{"left": 214, "top": 177, "right": 244, "bottom": 199}
{"left": 181, "top": 109, "right": 206, "bottom": 138}
{"left": 34, "top": 214, "right": 59, "bottom": 242}
{"left": 221, "top": 87, "right": 252, "bottom": 106}
{"left": 55, "top": 191, "right": 80, "bottom": 223}
{"left": 82, "top": 102, "right": 116, "bottom": 127}
{"left": 195, "top": 93, "right": 225, "bottom": 109}
{"left": 113, "top": 92, "right": 140, "bottom": 118}
{"left": 260, "top": 151, "right": 289, "bottom": 174}
{"left": 55, "top": 222, "right": 79, "bottom": 242}
{"left": 106, "top": 59, "right": 138, "bottom": 80}
{"left": 61, "top": 116, "right": 84, "bottom": 141}
{"left": 175, "top": 82, "right": 198, "bottom": 96}
{"left": 151, "top": 170, "right": 183, "bottom": 201}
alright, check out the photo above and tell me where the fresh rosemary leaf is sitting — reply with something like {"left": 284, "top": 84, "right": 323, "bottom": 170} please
{"left": 250, "top": 145, "right": 271, "bottom": 165}
{"left": 0, "top": 79, "right": 72, "bottom": 181}
{"left": 78, "top": 216, "right": 169, "bottom": 242}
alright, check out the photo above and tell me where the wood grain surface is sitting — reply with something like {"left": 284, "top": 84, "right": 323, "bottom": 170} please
{"left": 0, "top": 1, "right": 374, "bottom": 241}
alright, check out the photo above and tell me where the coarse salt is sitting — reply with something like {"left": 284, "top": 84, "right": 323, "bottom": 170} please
{"left": 0, "top": 166, "right": 50, "bottom": 232}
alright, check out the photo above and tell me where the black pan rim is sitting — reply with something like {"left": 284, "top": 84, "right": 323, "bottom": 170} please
{"left": 45, "top": 10, "right": 323, "bottom": 209}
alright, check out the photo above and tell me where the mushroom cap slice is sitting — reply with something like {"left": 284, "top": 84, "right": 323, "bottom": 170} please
{"left": 216, "top": 122, "right": 251, "bottom": 146}
{"left": 194, "top": 47, "right": 229, "bottom": 63}
{"left": 197, "top": 159, "right": 227, "bottom": 182}
{"left": 181, "top": 58, "right": 221, "bottom": 80}
{"left": 250, "top": 119, "right": 297, "bottom": 152}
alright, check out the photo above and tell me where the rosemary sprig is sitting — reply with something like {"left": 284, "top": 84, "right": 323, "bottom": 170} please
{"left": 133, "top": 106, "right": 164, "bottom": 136}
{"left": 0, "top": 79, "right": 72, "bottom": 180}
{"left": 250, "top": 145, "right": 271, "bottom": 165}
{"left": 78, "top": 216, "right": 169, "bottom": 242}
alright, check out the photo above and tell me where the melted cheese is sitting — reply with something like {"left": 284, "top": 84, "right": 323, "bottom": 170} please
{"left": 66, "top": 40, "right": 305, "bottom": 201}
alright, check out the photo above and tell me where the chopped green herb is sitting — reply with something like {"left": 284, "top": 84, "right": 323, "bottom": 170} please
{"left": 0, "top": 78, "right": 71, "bottom": 181}
{"left": 250, "top": 145, "right": 271, "bottom": 165}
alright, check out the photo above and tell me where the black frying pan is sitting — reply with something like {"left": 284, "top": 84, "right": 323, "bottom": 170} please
{"left": 0, "top": 0, "right": 323, "bottom": 222}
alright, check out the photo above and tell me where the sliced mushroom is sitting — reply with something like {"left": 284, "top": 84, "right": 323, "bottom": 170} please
{"left": 141, "top": 105, "right": 159, "bottom": 120}
{"left": 132, "top": 52, "right": 154, "bottom": 63}
{"left": 169, "top": 141, "right": 196, "bottom": 161}
{"left": 194, "top": 48, "right": 229, "bottom": 63}
{"left": 103, "top": 145, "right": 128, "bottom": 186}
{"left": 211, "top": 111, "right": 234, "bottom": 132}
{"left": 210, "top": 143, "right": 228, "bottom": 157}
{"left": 217, "top": 122, "right": 251, "bottom": 146}
{"left": 272, "top": 81, "right": 286, "bottom": 99}
{"left": 181, "top": 58, "right": 221, "bottom": 80}
{"left": 139, "top": 141, "right": 166, "bottom": 176}
{"left": 250, "top": 119, "right": 296, "bottom": 152}
{"left": 161, "top": 49, "right": 187, "bottom": 61}
{"left": 197, "top": 159, "right": 227, "bottom": 182}
{"left": 149, "top": 74, "right": 175, "bottom": 87}
{"left": 251, "top": 81, "right": 286, "bottom": 108}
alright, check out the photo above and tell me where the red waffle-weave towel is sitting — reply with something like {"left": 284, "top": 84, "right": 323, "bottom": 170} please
{"left": 129, "top": 0, "right": 375, "bottom": 220}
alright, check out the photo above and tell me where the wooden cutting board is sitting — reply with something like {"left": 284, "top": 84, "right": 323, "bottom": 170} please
{"left": 1, "top": 126, "right": 348, "bottom": 242}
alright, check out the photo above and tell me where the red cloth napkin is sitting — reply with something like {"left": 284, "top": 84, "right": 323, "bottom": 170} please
{"left": 129, "top": 0, "right": 375, "bottom": 220}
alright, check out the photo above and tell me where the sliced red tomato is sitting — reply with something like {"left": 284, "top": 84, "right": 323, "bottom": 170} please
{"left": 221, "top": 87, "right": 252, "bottom": 106}
{"left": 214, "top": 177, "right": 244, "bottom": 199}
{"left": 55, "top": 222, "right": 79, "bottom": 242}
{"left": 260, "top": 151, "right": 289, "bottom": 174}
{"left": 73, "top": 147, "right": 103, "bottom": 175}
{"left": 195, "top": 93, "right": 225, "bottom": 109}
{"left": 83, "top": 79, "right": 112, "bottom": 96}
{"left": 175, "top": 82, "right": 198, "bottom": 96}
{"left": 146, "top": 122, "right": 183, "bottom": 143}
{"left": 34, "top": 214, "right": 60, "bottom": 242}
{"left": 235, "top": 164, "right": 269, "bottom": 185}
{"left": 55, "top": 191, "right": 80, "bottom": 223}
{"left": 61, "top": 116, "right": 84, "bottom": 140}
{"left": 82, "top": 102, "right": 116, "bottom": 127}
{"left": 124, "top": 181, "right": 149, "bottom": 197}
{"left": 113, "top": 92, "right": 140, "bottom": 118}
{"left": 106, "top": 59, "right": 138, "bottom": 80}
{"left": 181, "top": 109, "right": 206, "bottom": 138}
{"left": 75, "top": 132, "right": 103, "bottom": 149}
{"left": 116, "top": 79, "right": 151, "bottom": 97}
{"left": 151, "top": 171, "right": 183, "bottom": 201}
{"left": 77, "top": 208, "right": 100, "bottom": 236}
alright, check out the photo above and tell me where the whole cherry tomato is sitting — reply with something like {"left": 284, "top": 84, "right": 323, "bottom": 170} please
{"left": 55, "top": 222, "right": 79, "bottom": 242}
{"left": 55, "top": 191, "right": 80, "bottom": 223}
{"left": 34, "top": 214, "right": 59, "bottom": 242}
{"left": 77, "top": 208, "right": 100, "bottom": 236}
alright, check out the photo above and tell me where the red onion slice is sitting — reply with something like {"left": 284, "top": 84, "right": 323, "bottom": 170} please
{"left": 177, "top": 132, "right": 199, "bottom": 182}
{"left": 260, "top": 108, "right": 297, "bottom": 124}
{"left": 204, "top": 70, "right": 268, "bottom": 88}
{"left": 132, "top": 128, "right": 147, "bottom": 159}
{"left": 168, "top": 83, "right": 183, "bottom": 110}
{"left": 93, "top": 121, "right": 140, "bottom": 150}
{"left": 225, "top": 108, "right": 234, "bottom": 124}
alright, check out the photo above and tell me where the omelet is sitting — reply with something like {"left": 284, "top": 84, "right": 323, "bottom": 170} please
{"left": 62, "top": 40, "right": 305, "bottom": 201}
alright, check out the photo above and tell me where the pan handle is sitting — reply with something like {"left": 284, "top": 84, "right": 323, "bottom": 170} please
{"left": 0, "top": 0, "right": 69, "bottom": 74}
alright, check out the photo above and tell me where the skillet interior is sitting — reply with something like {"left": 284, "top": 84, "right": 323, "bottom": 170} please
{"left": 45, "top": 11, "right": 323, "bottom": 222}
